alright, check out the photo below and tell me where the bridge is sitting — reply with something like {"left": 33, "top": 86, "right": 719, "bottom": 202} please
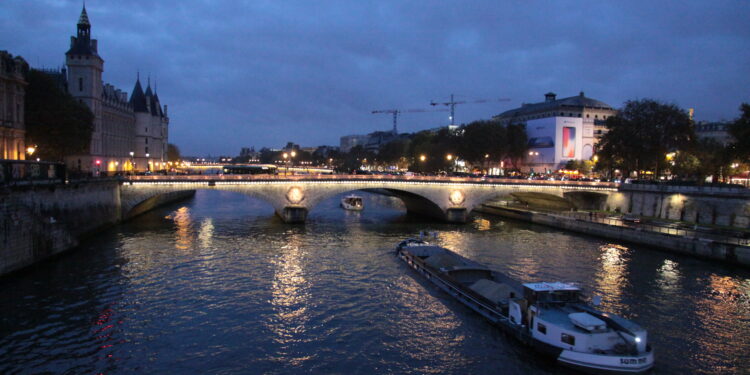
{"left": 121, "top": 175, "right": 620, "bottom": 223}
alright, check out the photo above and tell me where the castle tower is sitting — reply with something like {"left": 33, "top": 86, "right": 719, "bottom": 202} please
{"left": 65, "top": 4, "right": 104, "bottom": 156}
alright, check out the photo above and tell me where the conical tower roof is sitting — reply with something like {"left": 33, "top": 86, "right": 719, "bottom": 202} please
{"left": 129, "top": 78, "right": 149, "bottom": 113}
{"left": 78, "top": 5, "right": 90, "bottom": 25}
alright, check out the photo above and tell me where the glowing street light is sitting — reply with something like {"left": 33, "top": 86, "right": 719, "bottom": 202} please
{"left": 446, "top": 154, "right": 453, "bottom": 161}
{"left": 26, "top": 146, "right": 36, "bottom": 156}
{"left": 419, "top": 154, "right": 426, "bottom": 162}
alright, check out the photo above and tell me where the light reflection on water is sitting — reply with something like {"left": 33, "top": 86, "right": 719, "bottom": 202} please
{"left": 0, "top": 190, "right": 748, "bottom": 374}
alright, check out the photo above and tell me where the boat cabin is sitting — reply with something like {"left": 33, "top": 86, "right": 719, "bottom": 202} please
{"left": 522, "top": 282, "right": 582, "bottom": 306}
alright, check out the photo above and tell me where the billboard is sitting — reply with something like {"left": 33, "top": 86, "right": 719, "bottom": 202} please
{"left": 562, "top": 126, "right": 576, "bottom": 158}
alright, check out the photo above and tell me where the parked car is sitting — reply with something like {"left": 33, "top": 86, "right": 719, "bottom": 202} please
{"left": 622, "top": 214, "right": 641, "bottom": 223}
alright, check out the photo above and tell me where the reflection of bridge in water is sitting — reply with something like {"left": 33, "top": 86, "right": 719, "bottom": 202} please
{"left": 122, "top": 175, "right": 619, "bottom": 223}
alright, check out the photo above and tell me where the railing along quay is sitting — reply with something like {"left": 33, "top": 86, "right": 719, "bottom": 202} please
{"left": 0, "top": 159, "right": 66, "bottom": 187}
{"left": 548, "top": 210, "right": 750, "bottom": 247}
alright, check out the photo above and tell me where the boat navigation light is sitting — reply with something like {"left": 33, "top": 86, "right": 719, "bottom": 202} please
{"left": 634, "top": 337, "right": 642, "bottom": 343}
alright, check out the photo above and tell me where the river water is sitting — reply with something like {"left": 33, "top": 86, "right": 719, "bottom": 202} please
{"left": 1, "top": 190, "right": 749, "bottom": 374}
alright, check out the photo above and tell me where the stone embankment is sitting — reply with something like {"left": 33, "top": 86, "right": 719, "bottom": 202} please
{"left": 476, "top": 204, "right": 750, "bottom": 267}
{"left": 0, "top": 180, "right": 194, "bottom": 276}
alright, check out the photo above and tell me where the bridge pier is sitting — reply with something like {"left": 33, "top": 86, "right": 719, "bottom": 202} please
{"left": 445, "top": 208, "right": 469, "bottom": 223}
{"left": 278, "top": 206, "right": 308, "bottom": 224}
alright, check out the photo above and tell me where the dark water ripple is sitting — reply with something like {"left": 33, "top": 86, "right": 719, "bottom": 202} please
{"left": 1, "top": 190, "right": 749, "bottom": 374}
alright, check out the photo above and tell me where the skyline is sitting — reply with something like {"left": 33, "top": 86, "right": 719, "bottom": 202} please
{"left": 2, "top": 1, "right": 749, "bottom": 155}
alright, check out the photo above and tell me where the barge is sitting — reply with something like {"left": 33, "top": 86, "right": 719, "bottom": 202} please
{"left": 395, "top": 238, "right": 654, "bottom": 374}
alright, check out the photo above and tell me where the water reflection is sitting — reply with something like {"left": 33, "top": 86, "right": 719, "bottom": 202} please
{"left": 198, "top": 218, "right": 214, "bottom": 249}
{"left": 169, "top": 206, "right": 195, "bottom": 250}
{"left": 656, "top": 259, "right": 681, "bottom": 294}
{"left": 473, "top": 217, "right": 491, "bottom": 231}
{"left": 267, "top": 232, "right": 312, "bottom": 365}
{"left": 594, "top": 244, "right": 630, "bottom": 312}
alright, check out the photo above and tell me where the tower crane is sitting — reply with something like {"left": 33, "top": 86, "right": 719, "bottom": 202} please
{"left": 430, "top": 94, "right": 511, "bottom": 126}
{"left": 371, "top": 108, "right": 449, "bottom": 134}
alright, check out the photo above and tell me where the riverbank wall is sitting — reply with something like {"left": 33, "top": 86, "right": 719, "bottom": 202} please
{"left": 0, "top": 181, "right": 194, "bottom": 276}
{"left": 476, "top": 204, "right": 750, "bottom": 267}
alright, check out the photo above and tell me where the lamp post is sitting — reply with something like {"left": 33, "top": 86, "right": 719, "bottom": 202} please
{"left": 129, "top": 151, "right": 134, "bottom": 174}
{"left": 446, "top": 154, "right": 454, "bottom": 174}
{"left": 282, "top": 152, "right": 289, "bottom": 175}
{"left": 146, "top": 153, "right": 151, "bottom": 172}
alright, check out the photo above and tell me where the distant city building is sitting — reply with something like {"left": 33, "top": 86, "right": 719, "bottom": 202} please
{"left": 695, "top": 121, "right": 733, "bottom": 145}
{"left": 0, "top": 51, "right": 29, "bottom": 160}
{"left": 340, "top": 134, "right": 369, "bottom": 153}
{"left": 47, "top": 5, "right": 169, "bottom": 173}
{"left": 340, "top": 131, "right": 402, "bottom": 153}
{"left": 493, "top": 92, "right": 617, "bottom": 172}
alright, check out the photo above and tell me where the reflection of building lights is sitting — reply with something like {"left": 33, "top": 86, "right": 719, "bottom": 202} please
{"left": 286, "top": 186, "right": 304, "bottom": 204}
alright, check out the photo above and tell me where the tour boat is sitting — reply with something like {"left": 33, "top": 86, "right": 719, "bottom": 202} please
{"left": 340, "top": 194, "right": 364, "bottom": 211}
{"left": 395, "top": 238, "right": 654, "bottom": 374}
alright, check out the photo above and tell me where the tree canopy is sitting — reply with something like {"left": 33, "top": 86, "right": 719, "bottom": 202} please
{"left": 167, "top": 143, "right": 181, "bottom": 162}
{"left": 729, "top": 103, "right": 750, "bottom": 162}
{"left": 596, "top": 99, "right": 693, "bottom": 178}
{"left": 24, "top": 69, "right": 94, "bottom": 162}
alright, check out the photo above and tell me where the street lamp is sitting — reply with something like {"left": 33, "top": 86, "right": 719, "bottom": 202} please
{"left": 146, "top": 153, "right": 150, "bottom": 172}
{"left": 419, "top": 154, "right": 426, "bottom": 162}
{"left": 26, "top": 146, "right": 36, "bottom": 156}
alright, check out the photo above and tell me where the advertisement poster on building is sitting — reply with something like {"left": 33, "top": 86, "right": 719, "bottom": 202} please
{"left": 562, "top": 126, "right": 575, "bottom": 158}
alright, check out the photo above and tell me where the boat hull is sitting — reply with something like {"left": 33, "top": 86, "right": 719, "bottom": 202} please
{"left": 396, "top": 244, "right": 654, "bottom": 374}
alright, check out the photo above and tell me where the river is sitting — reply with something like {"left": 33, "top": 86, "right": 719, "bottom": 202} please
{"left": 1, "top": 190, "right": 749, "bottom": 374}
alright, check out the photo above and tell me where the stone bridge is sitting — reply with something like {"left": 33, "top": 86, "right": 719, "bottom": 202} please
{"left": 121, "top": 175, "right": 620, "bottom": 223}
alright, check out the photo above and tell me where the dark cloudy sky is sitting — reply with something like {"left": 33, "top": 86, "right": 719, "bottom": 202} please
{"left": 2, "top": 1, "right": 749, "bottom": 156}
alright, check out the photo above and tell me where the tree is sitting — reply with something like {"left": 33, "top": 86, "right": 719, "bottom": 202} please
{"left": 24, "top": 69, "right": 94, "bottom": 161}
{"left": 459, "top": 120, "right": 506, "bottom": 167}
{"left": 596, "top": 99, "right": 693, "bottom": 178}
{"left": 167, "top": 143, "right": 181, "bottom": 162}
{"left": 505, "top": 122, "right": 528, "bottom": 170}
{"left": 729, "top": 103, "right": 750, "bottom": 162}
{"left": 378, "top": 138, "right": 410, "bottom": 169}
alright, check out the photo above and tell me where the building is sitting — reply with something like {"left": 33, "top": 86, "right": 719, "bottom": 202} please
{"left": 695, "top": 121, "right": 733, "bottom": 145}
{"left": 340, "top": 134, "right": 369, "bottom": 153}
{"left": 493, "top": 92, "right": 617, "bottom": 172}
{"left": 0, "top": 51, "right": 29, "bottom": 160}
{"left": 62, "top": 5, "right": 168, "bottom": 174}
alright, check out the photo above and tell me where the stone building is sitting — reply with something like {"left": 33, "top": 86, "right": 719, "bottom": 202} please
{"left": 0, "top": 51, "right": 29, "bottom": 160}
{"left": 62, "top": 5, "right": 168, "bottom": 174}
{"left": 493, "top": 92, "right": 617, "bottom": 172}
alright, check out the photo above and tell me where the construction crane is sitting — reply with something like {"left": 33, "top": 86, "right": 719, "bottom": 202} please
{"left": 430, "top": 94, "right": 511, "bottom": 126}
{"left": 371, "top": 108, "right": 449, "bottom": 134}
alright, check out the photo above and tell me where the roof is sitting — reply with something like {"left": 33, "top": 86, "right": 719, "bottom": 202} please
{"left": 494, "top": 92, "right": 614, "bottom": 119}
{"left": 523, "top": 282, "right": 580, "bottom": 292}
{"left": 129, "top": 79, "right": 148, "bottom": 113}
{"left": 78, "top": 5, "right": 90, "bottom": 25}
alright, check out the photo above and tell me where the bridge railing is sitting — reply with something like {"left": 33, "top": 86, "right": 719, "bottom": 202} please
{"left": 0, "top": 159, "right": 66, "bottom": 186}
{"left": 125, "top": 174, "right": 620, "bottom": 188}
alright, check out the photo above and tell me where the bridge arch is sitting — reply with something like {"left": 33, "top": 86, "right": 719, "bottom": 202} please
{"left": 120, "top": 177, "right": 619, "bottom": 224}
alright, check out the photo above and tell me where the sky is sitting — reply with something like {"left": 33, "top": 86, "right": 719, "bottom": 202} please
{"left": 2, "top": 1, "right": 749, "bottom": 156}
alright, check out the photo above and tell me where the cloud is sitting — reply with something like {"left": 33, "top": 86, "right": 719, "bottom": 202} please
{"left": 1, "top": 0, "right": 748, "bottom": 155}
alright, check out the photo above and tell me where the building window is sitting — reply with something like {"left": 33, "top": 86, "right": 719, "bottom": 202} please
{"left": 145, "top": 147, "right": 149, "bottom": 154}
{"left": 586, "top": 114, "right": 590, "bottom": 118}
{"left": 537, "top": 323, "right": 547, "bottom": 334}
{"left": 79, "top": 77, "right": 83, "bottom": 92}
{"left": 595, "top": 115, "right": 599, "bottom": 119}
{"left": 145, "top": 138, "right": 148, "bottom": 144}
{"left": 561, "top": 333, "right": 575, "bottom": 345}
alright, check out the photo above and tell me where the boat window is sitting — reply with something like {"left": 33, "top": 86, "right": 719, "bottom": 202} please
{"left": 561, "top": 333, "right": 575, "bottom": 345}
{"left": 537, "top": 322, "right": 546, "bottom": 334}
